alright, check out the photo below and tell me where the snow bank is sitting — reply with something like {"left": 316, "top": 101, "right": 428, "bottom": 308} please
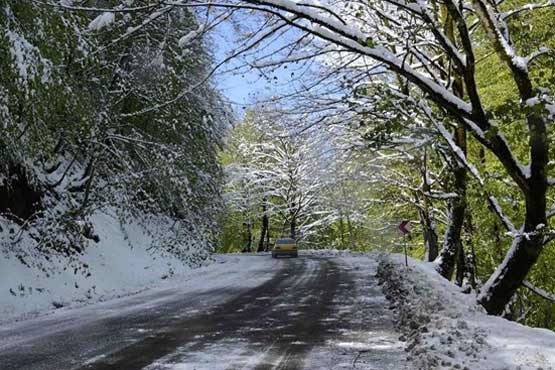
{"left": 0, "top": 211, "right": 207, "bottom": 324}
{"left": 377, "top": 254, "right": 555, "bottom": 370}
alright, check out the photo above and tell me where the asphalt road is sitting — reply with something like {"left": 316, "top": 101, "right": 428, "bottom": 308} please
{"left": 0, "top": 254, "right": 409, "bottom": 370}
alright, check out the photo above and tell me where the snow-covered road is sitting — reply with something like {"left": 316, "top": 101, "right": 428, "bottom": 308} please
{"left": 0, "top": 253, "right": 408, "bottom": 370}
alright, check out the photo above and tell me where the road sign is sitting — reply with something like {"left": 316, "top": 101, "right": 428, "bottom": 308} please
{"left": 398, "top": 220, "right": 411, "bottom": 235}
{"left": 398, "top": 220, "right": 411, "bottom": 267}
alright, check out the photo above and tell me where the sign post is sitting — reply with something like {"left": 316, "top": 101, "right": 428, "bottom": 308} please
{"left": 398, "top": 220, "right": 411, "bottom": 266}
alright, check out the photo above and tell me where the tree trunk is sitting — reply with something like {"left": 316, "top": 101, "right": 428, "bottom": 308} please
{"left": 436, "top": 176, "right": 465, "bottom": 279}
{"left": 436, "top": 123, "right": 467, "bottom": 279}
{"left": 257, "top": 201, "right": 268, "bottom": 253}
{"left": 338, "top": 217, "right": 346, "bottom": 249}
{"left": 79, "top": 157, "right": 96, "bottom": 213}
{"left": 478, "top": 115, "right": 547, "bottom": 314}
{"left": 290, "top": 216, "right": 296, "bottom": 239}
{"left": 462, "top": 212, "right": 477, "bottom": 290}
{"left": 420, "top": 208, "right": 439, "bottom": 262}
{"left": 434, "top": 13, "right": 467, "bottom": 278}
{"left": 280, "top": 220, "right": 287, "bottom": 238}
{"left": 242, "top": 219, "right": 252, "bottom": 253}
{"left": 470, "top": 0, "right": 549, "bottom": 315}
{"left": 478, "top": 186, "right": 547, "bottom": 314}
{"left": 476, "top": 85, "right": 548, "bottom": 315}
{"left": 265, "top": 221, "right": 270, "bottom": 251}
{"left": 247, "top": 222, "right": 252, "bottom": 252}
{"left": 455, "top": 242, "right": 465, "bottom": 287}
{"left": 346, "top": 213, "right": 355, "bottom": 248}
{"left": 478, "top": 230, "right": 544, "bottom": 314}
{"left": 290, "top": 202, "right": 296, "bottom": 239}
{"left": 420, "top": 150, "right": 439, "bottom": 262}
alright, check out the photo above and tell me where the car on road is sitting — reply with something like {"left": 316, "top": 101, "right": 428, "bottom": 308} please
{"left": 271, "top": 237, "right": 298, "bottom": 258}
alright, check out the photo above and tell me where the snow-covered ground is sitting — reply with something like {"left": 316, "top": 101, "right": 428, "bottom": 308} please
{"left": 0, "top": 253, "right": 279, "bottom": 370}
{"left": 378, "top": 253, "right": 555, "bottom": 370}
{"left": 302, "top": 254, "right": 409, "bottom": 370}
{"left": 0, "top": 252, "right": 407, "bottom": 370}
{"left": 0, "top": 211, "right": 210, "bottom": 324}
{"left": 3, "top": 247, "right": 555, "bottom": 370}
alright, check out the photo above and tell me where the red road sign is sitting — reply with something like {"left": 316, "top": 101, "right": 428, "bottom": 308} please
{"left": 398, "top": 220, "right": 411, "bottom": 235}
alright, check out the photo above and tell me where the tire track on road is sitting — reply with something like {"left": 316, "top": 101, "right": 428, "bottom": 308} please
{"left": 140, "top": 256, "right": 346, "bottom": 370}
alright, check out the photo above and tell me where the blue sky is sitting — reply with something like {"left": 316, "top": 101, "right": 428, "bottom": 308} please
{"left": 216, "top": 68, "right": 274, "bottom": 110}
{"left": 214, "top": 52, "right": 295, "bottom": 116}
{"left": 210, "top": 18, "right": 302, "bottom": 116}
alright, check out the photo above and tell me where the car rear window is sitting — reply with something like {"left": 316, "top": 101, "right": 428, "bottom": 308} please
{"left": 276, "top": 239, "right": 295, "bottom": 244}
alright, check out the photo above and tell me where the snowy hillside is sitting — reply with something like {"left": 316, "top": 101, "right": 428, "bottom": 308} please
{"left": 1, "top": 4, "right": 226, "bottom": 317}
{"left": 0, "top": 211, "right": 211, "bottom": 324}
{"left": 378, "top": 254, "right": 555, "bottom": 370}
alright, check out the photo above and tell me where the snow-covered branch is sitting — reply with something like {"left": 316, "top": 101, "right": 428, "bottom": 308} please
{"left": 502, "top": 0, "right": 555, "bottom": 20}
{"left": 523, "top": 280, "right": 555, "bottom": 302}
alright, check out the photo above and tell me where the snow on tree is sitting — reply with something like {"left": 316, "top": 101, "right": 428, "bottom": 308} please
{"left": 222, "top": 105, "right": 336, "bottom": 249}
{"left": 0, "top": 3, "right": 229, "bottom": 269}
{"left": 200, "top": 0, "right": 554, "bottom": 315}
{"left": 32, "top": 0, "right": 555, "bottom": 315}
